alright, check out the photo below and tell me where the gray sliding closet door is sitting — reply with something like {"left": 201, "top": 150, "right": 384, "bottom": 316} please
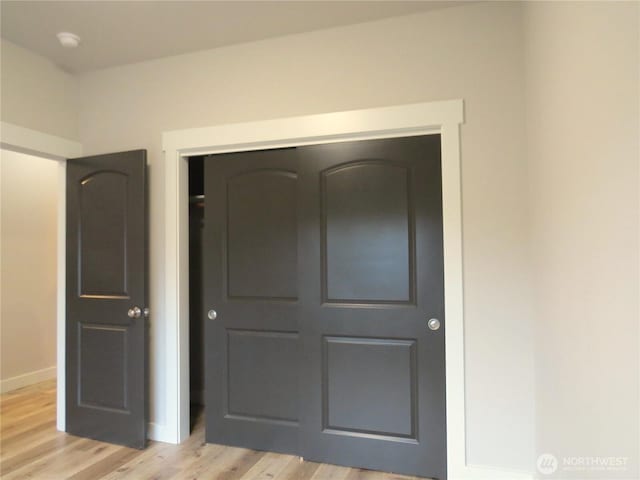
{"left": 204, "top": 148, "right": 300, "bottom": 454}
{"left": 204, "top": 136, "right": 446, "bottom": 478}
{"left": 298, "top": 136, "right": 446, "bottom": 479}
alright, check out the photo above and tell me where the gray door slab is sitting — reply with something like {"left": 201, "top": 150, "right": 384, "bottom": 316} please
{"left": 66, "top": 150, "right": 148, "bottom": 449}
{"left": 298, "top": 136, "right": 446, "bottom": 479}
{"left": 204, "top": 148, "right": 300, "bottom": 454}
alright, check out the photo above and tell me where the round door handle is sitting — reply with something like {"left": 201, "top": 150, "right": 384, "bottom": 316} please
{"left": 127, "top": 306, "right": 142, "bottom": 319}
{"left": 427, "top": 318, "right": 441, "bottom": 331}
{"left": 208, "top": 309, "right": 217, "bottom": 320}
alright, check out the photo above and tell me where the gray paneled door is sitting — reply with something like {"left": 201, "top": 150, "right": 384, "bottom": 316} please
{"left": 66, "top": 150, "right": 148, "bottom": 449}
{"left": 298, "top": 136, "right": 446, "bottom": 479}
{"left": 204, "top": 136, "right": 446, "bottom": 479}
{"left": 204, "top": 148, "right": 300, "bottom": 454}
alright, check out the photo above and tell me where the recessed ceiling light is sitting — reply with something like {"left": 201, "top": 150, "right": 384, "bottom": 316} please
{"left": 57, "top": 32, "right": 81, "bottom": 49}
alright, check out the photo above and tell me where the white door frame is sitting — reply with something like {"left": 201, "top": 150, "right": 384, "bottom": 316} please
{"left": 161, "top": 99, "right": 511, "bottom": 480}
{"left": 0, "top": 121, "right": 82, "bottom": 432}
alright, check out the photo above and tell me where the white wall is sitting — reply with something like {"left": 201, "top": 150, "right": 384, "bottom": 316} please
{"left": 524, "top": 2, "right": 639, "bottom": 478}
{"left": 0, "top": 149, "right": 58, "bottom": 391}
{"left": 0, "top": 39, "right": 79, "bottom": 141}
{"left": 76, "top": 2, "right": 534, "bottom": 472}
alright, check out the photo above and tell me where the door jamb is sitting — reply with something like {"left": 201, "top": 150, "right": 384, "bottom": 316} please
{"left": 162, "top": 100, "right": 477, "bottom": 477}
{"left": 0, "top": 122, "right": 82, "bottom": 432}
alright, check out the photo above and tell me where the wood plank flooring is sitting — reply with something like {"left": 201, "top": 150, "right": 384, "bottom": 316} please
{"left": 0, "top": 381, "right": 424, "bottom": 479}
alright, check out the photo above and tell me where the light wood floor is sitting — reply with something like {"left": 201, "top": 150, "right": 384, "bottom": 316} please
{"left": 0, "top": 380, "right": 424, "bottom": 479}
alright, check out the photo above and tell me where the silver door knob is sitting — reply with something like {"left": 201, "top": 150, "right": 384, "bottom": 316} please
{"left": 127, "top": 306, "right": 142, "bottom": 319}
{"left": 427, "top": 318, "right": 441, "bottom": 331}
{"left": 207, "top": 309, "right": 217, "bottom": 320}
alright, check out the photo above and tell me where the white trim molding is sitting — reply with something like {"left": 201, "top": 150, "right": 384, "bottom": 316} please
{"left": 0, "top": 122, "right": 82, "bottom": 433}
{"left": 159, "top": 100, "right": 530, "bottom": 479}
{"left": 0, "top": 366, "right": 57, "bottom": 394}
{"left": 56, "top": 160, "right": 67, "bottom": 433}
{"left": 1, "top": 122, "right": 81, "bottom": 160}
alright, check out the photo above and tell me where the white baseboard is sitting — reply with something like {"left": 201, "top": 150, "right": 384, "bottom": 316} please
{"left": 1, "top": 366, "right": 57, "bottom": 394}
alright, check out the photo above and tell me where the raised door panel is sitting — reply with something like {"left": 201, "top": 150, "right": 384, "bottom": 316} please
{"left": 227, "top": 330, "right": 298, "bottom": 423}
{"left": 78, "top": 171, "right": 128, "bottom": 298}
{"left": 78, "top": 324, "right": 128, "bottom": 411}
{"left": 227, "top": 170, "right": 297, "bottom": 301}
{"left": 323, "top": 336, "right": 417, "bottom": 440}
{"left": 322, "top": 161, "right": 414, "bottom": 304}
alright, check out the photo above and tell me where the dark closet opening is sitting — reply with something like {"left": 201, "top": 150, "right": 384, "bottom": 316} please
{"left": 188, "top": 156, "right": 205, "bottom": 430}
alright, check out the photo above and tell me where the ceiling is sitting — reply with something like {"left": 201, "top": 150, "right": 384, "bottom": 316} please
{"left": 1, "top": 1, "right": 465, "bottom": 73}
